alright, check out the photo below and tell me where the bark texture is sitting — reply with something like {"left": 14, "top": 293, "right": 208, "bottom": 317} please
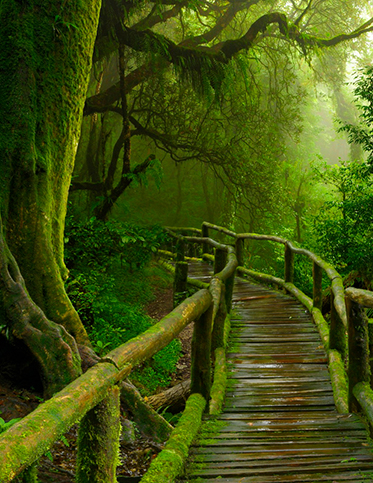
{"left": 0, "top": 0, "right": 102, "bottom": 393}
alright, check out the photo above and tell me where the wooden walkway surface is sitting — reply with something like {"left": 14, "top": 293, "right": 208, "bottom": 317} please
{"left": 182, "top": 262, "right": 373, "bottom": 483}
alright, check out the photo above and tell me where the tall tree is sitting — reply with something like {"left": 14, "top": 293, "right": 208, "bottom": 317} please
{"left": 0, "top": 0, "right": 101, "bottom": 396}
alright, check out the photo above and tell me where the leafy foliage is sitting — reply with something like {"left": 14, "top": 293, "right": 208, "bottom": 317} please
{"left": 64, "top": 218, "right": 180, "bottom": 393}
{"left": 310, "top": 160, "right": 373, "bottom": 279}
{"left": 338, "top": 66, "right": 373, "bottom": 165}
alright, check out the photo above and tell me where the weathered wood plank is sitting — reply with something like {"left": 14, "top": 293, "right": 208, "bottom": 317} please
{"left": 181, "top": 261, "right": 373, "bottom": 483}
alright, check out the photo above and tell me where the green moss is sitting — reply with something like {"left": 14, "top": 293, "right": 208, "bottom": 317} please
{"left": 209, "top": 348, "right": 227, "bottom": 415}
{"left": 328, "top": 349, "right": 349, "bottom": 413}
{"left": 141, "top": 393, "right": 206, "bottom": 483}
{"left": 76, "top": 386, "right": 121, "bottom": 483}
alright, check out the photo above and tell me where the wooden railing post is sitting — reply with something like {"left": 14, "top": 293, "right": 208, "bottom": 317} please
{"left": 225, "top": 269, "right": 235, "bottom": 314}
{"left": 369, "top": 321, "right": 373, "bottom": 388}
{"left": 191, "top": 304, "right": 213, "bottom": 401}
{"left": 312, "top": 261, "right": 323, "bottom": 311}
{"left": 202, "top": 223, "right": 209, "bottom": 254}
{"left": 173, "top": 261, "right": 188, "bottom": 307}
{"left": 211, "top": 283, "right": 227, "bottom": 353}
{"left": 76, "top": 385, "right": 121, "bottom": 483}
{"left": 284, "top": 243, "right": 294, "bottom": 283}
{"left": 347, "top": 298, "right": 370, "bottom": 412}
{"left": 330, "top": 291, "right": 347, "bottom": 358}
{"left": 175, "top": 238, "right": 185, "bottom": 261}
{"left": 235, "top": 237, "right": 244, "bottom": 266}
{"left": 214, "top": 248, "right": 227, "bottom": 275}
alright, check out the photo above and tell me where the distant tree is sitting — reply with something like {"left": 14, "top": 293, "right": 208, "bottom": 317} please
{"left": 73, "top": 0, "right": 373, "bottom": 221}
{"left": 338, "top": 66, "right": 373, "bottom": 165}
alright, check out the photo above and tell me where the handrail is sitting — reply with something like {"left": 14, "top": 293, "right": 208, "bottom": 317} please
{"left": 0, "top": 290, "right": 213, "bottom": 481}
{"left": 169, "top": 223, "right": 358, "bottom": 416}
{"left": 0, "top": 226, "right": 237, "bottom": 483}
{"left": 3, "top": 221, "right": 373, "bottom": 482}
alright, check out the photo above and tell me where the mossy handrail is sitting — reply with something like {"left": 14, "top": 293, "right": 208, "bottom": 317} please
{"left": 170, "top": 222, "right": 373, "bottom": 419}
{"left": 0, "top": 227, "right": 238, "bottom": 482}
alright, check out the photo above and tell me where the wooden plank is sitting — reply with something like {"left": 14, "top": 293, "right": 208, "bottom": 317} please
{"left": 190, "top": 461, "right": 373, "bottom": 477}
{"left": 182, "top": 261, "right": 373, "bottom": 483}
{"left": 179, "top": 471, "right": 373, "bottom": 482}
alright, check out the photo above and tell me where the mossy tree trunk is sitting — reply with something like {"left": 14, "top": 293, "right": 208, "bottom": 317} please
{"left": 0, "top": 0, "right": 102, "bottom": 395}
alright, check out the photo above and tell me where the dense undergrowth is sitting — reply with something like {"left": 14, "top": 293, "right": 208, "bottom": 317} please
{"left": 64, "top": 216, "right": 181, "bottom": 395}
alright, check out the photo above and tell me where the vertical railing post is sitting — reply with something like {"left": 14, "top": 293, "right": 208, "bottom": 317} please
{"left": 175, "top": 237, "right": 185, "bottom": 261}
{"left": 225, "top": 269, "right": 235, "bottom": 314}
{"left": 312, "top": 261, "right": 323, "bottom": 311}
{"left": 214, "top": 248, "right": 227, "bottom": 275}
{"left": 330, "top": 291, "right": 347, "bottom": 358}
{"left": 284, "top": 243, "right": 294, "bottom": 283}
{"left": 76, "top": 385, "right": 121, "bottom": 483}
{"left": 211, "top": 283, "right": 227, "bottom": 353}
{"left": 369, "top": 321, "right": 373, "bottom": 388}
{"left": 202, "top": 223, "right": 209, "bottom": 255}
{"left": 347, "top": 298, "right": 370, "bottom": 412}
{"left": 191, "top": 304, "right": 213, "bottom": 401}
{"left": 235, "top": 237, "right": 244, "bottom": 267}
{"left": 173, "top": 261, "right": 188, "bottom": 307}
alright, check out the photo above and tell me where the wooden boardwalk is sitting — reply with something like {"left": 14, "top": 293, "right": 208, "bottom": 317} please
{"left": 183, "top": 262, "right": 373, "bottom": 483}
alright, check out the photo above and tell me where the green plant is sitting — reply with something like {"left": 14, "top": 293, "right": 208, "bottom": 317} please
{"left": 0, "top": 415, "right": 21, "bottom": 433}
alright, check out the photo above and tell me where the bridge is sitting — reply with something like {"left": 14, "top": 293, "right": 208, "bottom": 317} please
{"left": 1, "top": 222, "right": 373, "bottom": 482}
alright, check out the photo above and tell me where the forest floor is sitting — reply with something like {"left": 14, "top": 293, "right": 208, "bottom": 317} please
{"left": 0, "top": 285, "right": 192, "bottom": 483}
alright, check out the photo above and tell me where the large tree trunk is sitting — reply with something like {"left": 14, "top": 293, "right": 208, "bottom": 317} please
{"left": 0, "top": 0, "right": 102, "bottom": 394}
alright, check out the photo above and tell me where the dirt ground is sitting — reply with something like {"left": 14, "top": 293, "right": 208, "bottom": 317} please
{"left": 1, "top": 285, "right": 193, "bottom": 482}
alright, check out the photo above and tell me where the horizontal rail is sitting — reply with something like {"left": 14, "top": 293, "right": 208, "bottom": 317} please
{"left": 345, "top": 287, "right": 373, "bottom": 308}
{"left": 0, "top": 289, "right": 212, "bottom": 482}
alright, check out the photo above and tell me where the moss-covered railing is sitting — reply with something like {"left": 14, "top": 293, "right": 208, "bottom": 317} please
{"left": 0, "top": 226, "right": 237, "bottom": 483}
{"left": 167, "top": 222, "right": 373, "bottom": 429}
{"left": 3, "top": 221, "right": 373, "bottom": 483}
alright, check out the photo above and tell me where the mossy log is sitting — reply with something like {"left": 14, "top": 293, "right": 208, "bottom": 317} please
{"left": 209, "top": 347, "right": 227, "bottom": 415}
{"left": 147, "top": 379, "right": 191, "bottom": 411}
{"left": 76, "top": 385, "right": 121, "bottom": 483}
{"left": 140, "top": 393, "right": 206, "bottom": 483}
{"left": 327, "top": 349, "right": 348, "bottom": 414}
{"left": 347, "top": 298, "right": 370, "bottom": 412}
{"left": 0, "top": 362, "right": 128, "bottom": 482}
{"left": 202, "top": 253, "right": 215, "bottom": 263}
{"left": 311, "top": 307, "right": 329, "bottom": 351}
{"left": 237, "top": 267, "right": 284, "bottom": 287}
{"left": 346, "top": 287, "right": 373, "bottom": 308}
{"left": 283, "top": 282, "right": 313, "bottom": 312}
{"left": 165, "top": 227, "right": 202, "bottom": 236}
{"left": 329, "top": 290, "right": 346, "bottom": 357}
{"left": 214, "top": 248, "right": 237, "bottom": 284}
{"left": 158, "top": 259, "right": 208, "bottom": 289}
{"left": 210, "top": 278, "right": 226, "bottom": 352}
{"left": 158, "top": 249, "right": 176, "bottom": 260}
{"left": 120, "top": 381, "right": 172, "bottom": 442}
{"left": 107, "top": 289, "right": 212, "bottom": 369}
{"left": 353, "top": 382, "right": 373, "bottom": 432}
{"left": 202, "top": 222, "right": 237, "bottom": 239}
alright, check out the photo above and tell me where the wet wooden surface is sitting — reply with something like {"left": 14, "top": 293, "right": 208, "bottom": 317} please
{"left": 181, "top": 262, "right": 373, "bottom": 483}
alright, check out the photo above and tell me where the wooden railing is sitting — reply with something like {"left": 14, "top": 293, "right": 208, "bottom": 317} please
{"left": 2, "top": 221, "right": 373, "bottom": 482}
{"left": 0, "top": 226, "right": 236, "bottom": 483}
{"left": 193, "top": 222, "right": 373, "bottom": 421}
